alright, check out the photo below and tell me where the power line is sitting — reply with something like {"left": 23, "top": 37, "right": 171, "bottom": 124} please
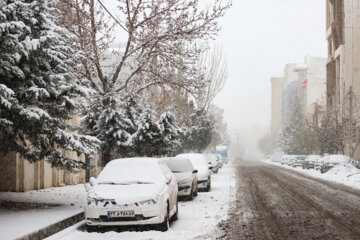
{"left": 97, "top": 0, "right": 128, "bottom": 33}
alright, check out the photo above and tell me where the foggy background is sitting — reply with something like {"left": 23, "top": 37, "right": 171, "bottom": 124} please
{"left": 212, "top": 0, "right": 327, "bottom": 158}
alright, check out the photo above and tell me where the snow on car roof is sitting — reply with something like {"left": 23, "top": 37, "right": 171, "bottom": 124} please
{"left": 163, "top": 157, "right": 194, "bottom": 172}
{"left": 98, "top": 158, "right": 165, "bottom": 184}
{"left": 176, "top": 153, "right": 209, "bottom": 170}
{"left": 329, "top": 155, "right": 351, "bottom": 162}
{"left": 306, "top": 155, "right": 322, "bottom": 161}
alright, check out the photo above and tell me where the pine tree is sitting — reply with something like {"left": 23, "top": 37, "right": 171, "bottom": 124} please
{"left": 133, "top": 107, "right": 162, "bottom": 157}
{"left": 0, "top": 0, "right": 99, "bottom": 170}
{"left": 280, "top": 96, "right": 308, "bottom": 154}
{"left": 182, "top": 109, "right": 213, "bottom": 153}
{"left": 157, "top": 107, "right": 182, "bottom": 156}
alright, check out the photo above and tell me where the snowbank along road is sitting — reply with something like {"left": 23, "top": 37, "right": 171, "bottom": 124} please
{"left": 223, "top": 160, "right": 360, "bottom": 240}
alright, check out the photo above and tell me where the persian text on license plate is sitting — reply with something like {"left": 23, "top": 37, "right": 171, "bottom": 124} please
{"left": 108, "top": 210, "right": 135, "bottom": 218}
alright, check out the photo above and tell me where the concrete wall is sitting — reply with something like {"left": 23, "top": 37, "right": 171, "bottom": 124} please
{"left": 0, "top": 152, "right": 17, "bottom": 192}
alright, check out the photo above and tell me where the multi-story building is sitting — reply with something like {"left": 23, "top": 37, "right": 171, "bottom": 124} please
{"left": 270, "top": 77, "right": 286, "bottom": 148}
{"left": 326, "top": 0, "right": 360, "bottom": 158}
{"left": 271, "top": 56, "right": 326, "bottom": 149}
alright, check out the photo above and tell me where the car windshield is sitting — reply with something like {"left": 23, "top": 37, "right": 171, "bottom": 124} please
{"left": 177, "top": 154, "right": 208, "bottom": 171}
{"left": 296, "top": 156, "right": 306, "bottom": 160}
{"left": 164, "top": 159, "right": 193, "bottom": 173}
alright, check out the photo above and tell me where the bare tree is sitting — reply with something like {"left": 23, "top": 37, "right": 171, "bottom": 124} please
{"left": 58, "top": 0, "right": 231, "bottom": 102}
{"left": 56, "top": 0, "right": 231, "bottom": 165}
{"left": 197, "top": 46, "right": 228, "bottom": 111}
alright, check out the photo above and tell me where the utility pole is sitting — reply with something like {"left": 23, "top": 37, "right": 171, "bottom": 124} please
{"left": 349, "top": 86, "right": 354, "bottom": 157}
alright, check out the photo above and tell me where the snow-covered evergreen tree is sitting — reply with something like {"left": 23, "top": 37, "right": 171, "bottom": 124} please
{"left": 279, "top": 96, "right": 308, "bottom": 154}
{"left": 157, "top": 107, "right": 182, "bottom": 156}
{"left": 182, "top": 109, "right": 213, "bottom": 153}
{"left": 0, "top": 0, "right": 99, "bottom": 170}
{"left": 133, "top": 106, "right": 162, "bottom": 157}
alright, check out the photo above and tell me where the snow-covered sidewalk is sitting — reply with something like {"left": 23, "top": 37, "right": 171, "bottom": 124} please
{"left": 47, "top": 164, "right": 236, "bottom": 240}
{"left": 263, "top": 159, "right": 360, "bottom": 190}
{"left": 0, "top": 184, "right": 87, "bottom": 240}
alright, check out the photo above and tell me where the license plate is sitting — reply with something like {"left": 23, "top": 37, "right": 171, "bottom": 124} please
{"left": 107, "top": 210, "right": 135, "bottom": 218}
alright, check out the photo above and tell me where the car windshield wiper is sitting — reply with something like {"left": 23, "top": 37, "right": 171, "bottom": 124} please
{"left": 98, "top": 180, "right": 154, "bottom": 185}
{"left": 98, "top": 181, "right": 130, "bottom": 185}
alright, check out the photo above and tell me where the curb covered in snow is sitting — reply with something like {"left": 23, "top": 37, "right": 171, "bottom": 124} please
{"left": 16, "top": 211, "right": 84, "bottom": 240}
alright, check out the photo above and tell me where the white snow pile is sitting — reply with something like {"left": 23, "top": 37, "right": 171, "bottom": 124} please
{"left": 265, "top": 158, "right": 360, "bottom": 190}
{"left": 325, "top": 163, "right": 360, "bottom": 185}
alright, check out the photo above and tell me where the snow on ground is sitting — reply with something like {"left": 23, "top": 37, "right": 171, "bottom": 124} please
{"left": 0, "top": 184, "right": 87, "bottom": 240}
{"left": 264, "top": 159, "right": 360, "bottom": 190}
{"left": 47, "top": 165, "right": 235, "bottom": 240}
{"left": 0, "top": 184, "right": 87, "bottom": 207}
{"left": 0, "top": 207, "right": 83, "bottom": 240}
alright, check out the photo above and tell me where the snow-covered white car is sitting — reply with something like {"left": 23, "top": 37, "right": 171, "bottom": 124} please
{"left": 292, "top": 155, "right": 306, "bottom": 168}
{"left": 280, "top": 155, "right": 291, "bottom": 165}
{"left": 320, "top": 155, "right": 352, "bottom": 173}
{"left": 163, "top": 157, "right": 198, "bottom": 199}
{"left": 303, "top": 155, "right": 322, "bottom": 169}
{"left": 176, "top": 153, "right": 212, "bottom": 191}
{"left": 216, "top": 154, "right": 224, "bottom": 168}
{"left": 206, "top": 154, "right": 220, "bottom": 173}
{"left": 85, "top": 158, "right": 178, "bottom": 231}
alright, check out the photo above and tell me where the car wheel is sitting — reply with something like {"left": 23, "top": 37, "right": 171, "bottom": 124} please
{"left": 86, "top": 225, "right": 99, "bottom": 232}
{"left": 159, "top": 204, "right": 170, "bottom": 232}
{"left": 188, "top": 186, "right": 194, "bottom": 200}
{"left": 205, "top": 178, "right": 211, "bottom": 192}
{"left": 171, "top": 200, "right": 178, "bottom": 221}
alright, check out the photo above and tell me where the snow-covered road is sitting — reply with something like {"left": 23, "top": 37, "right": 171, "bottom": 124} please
{"left": 46, "top": 165, "right": 235, "bottom": 240}
{"left": 224, "top": 160, "right": 360, "bottom": 240}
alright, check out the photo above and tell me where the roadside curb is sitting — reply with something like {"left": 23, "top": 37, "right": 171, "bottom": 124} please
{"left": 15, "top": 211, "right": 84, "bottom": 240}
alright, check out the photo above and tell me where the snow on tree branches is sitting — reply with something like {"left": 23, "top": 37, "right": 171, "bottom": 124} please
{"left": 0, "top": 0, "right": 99, "bottom": 171}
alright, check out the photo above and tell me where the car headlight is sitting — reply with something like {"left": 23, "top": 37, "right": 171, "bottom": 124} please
{"left": 87, "top": 197, "right": 116, "bottom": 206}
{"left": 139, "top": 199, "right": 156, "bottom": 205}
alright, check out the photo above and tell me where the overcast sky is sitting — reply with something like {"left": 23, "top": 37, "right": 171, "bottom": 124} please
{"left": 213, "top": 0, "right": 327, "bottom": 133}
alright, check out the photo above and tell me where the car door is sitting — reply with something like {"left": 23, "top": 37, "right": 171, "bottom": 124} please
{"left": 159, "top": 162, "right": 178, "bottom": 213}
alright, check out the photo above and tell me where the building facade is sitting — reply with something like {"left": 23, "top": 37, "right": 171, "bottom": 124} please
{"left": 270, "top": 77, "right": 285, "bottom": 148}
{"left": 271, "top": 56, "right": 326, "bottom": 149}
{"left": 326, "top": 0, "right": 360, "bottom": 159}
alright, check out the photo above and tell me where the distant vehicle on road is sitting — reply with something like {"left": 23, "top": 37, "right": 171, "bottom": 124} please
{"left": 303, "top": 155, "right": 322, "bottom": 169}
{"left": 273, "top": 149, "right": 284, "bottom": 162}
{"left": 176, "top": 153, "right": 212, "bottom": 192}
{"left": 85, "top": 158, "right": 178, "bottom": 231}
{"left": 280, "top": 155, "right": 291, "bottom": 165}
{"left": 206, "top": 154, "right": 220, "bottom": 173}
{"left": 320, "top": 155, "right": 352, "bottom": 173}
{"left": 292, "top": 155, "right": 306, "bottom": 168}
{"left": 163, "top": 157, "right": 198, "bottom": 200}
{"left": 288, "top": 155, "right": 298, "bottom": 166}
{"left": 216, "top": 146, "right": 228, "bottom": 163}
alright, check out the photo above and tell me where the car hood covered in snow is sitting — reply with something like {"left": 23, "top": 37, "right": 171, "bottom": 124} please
{"left": 174, "top": 172, "right": 193, "bottom": 184}
{"left": 88, "top": 183, "right": 165, "bottom": 205}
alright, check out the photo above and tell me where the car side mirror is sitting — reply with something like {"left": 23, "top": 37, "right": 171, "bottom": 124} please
{"left": 165, "top": 174, "right": 172, "bottom": 184}
{"left": 209, "top": 166, "right": 213, "bottom": 170}
{"left": 193, "top": 169, "right": 198, "bottom": 174}
{"left": 89, "top": 177, "right": 97, "bottom": 186}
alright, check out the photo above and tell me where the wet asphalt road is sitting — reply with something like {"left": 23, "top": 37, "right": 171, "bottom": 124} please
{"left": 224, "top": 161, "right": 360, "bottom": 240}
